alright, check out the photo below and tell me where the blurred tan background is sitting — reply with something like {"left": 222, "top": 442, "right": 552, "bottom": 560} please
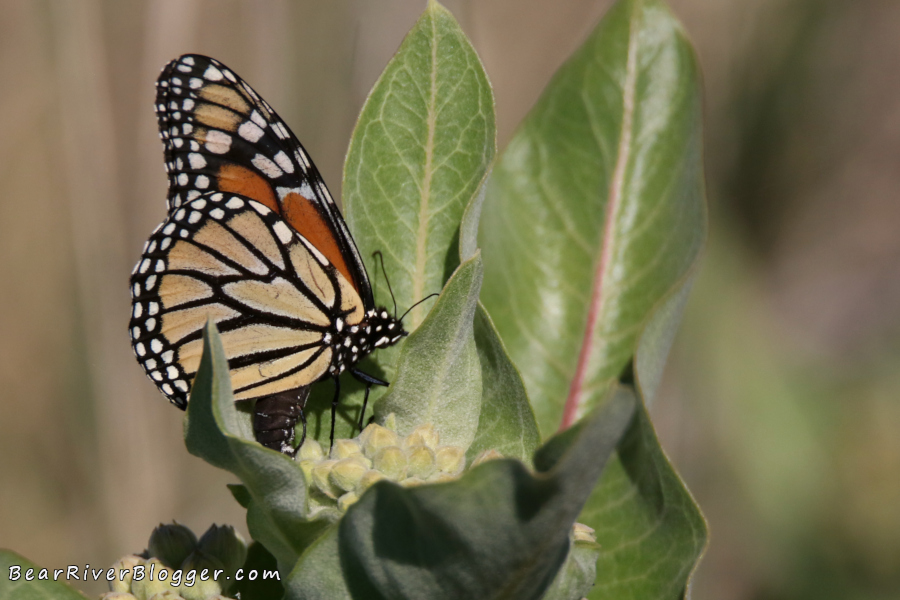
{"left": 1, "top": 0, "right": 898, "bottom": 598}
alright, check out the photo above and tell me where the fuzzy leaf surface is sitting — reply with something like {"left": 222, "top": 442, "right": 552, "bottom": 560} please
{"left": 375, "top": 254, "right": 483, "bottom": 449}
{"left": 334, "top": 387, "right": 635, "bottom": 600}
{"left": 583, "top": 283, "right": 707, "bottom": 599}
{"left": 184, "top": 323, "right": 334, "bottom": 573}
{"left": 540, "top": 538, "right": 602, "bottom": 600}
{"left": 0, "top": 551, "right": 88, "bottom": 600}
{"left": 467, "top": 305, "right": 541, "bottom": 463}
{"left": 479, "top": 0, "right": 706, "bottom": 435}
{"left": 344, "top": 0, "right": 495, "bottom": 337}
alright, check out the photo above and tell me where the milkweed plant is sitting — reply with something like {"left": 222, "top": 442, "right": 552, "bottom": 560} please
{"left": 0, "top": 0, "right": 708, "bottom": 598}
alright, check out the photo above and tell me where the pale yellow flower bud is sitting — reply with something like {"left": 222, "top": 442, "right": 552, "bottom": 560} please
{"left": 435, "top": 446, "right": 465, "bottom": 475}
{"left": 108, "top": 555, "right": 143, "bottom": 593}
{"left": 404, "top": 424, "right": 440, "bottom": 449}
{"left": 406, "top": 445, "right": 437, "bottom": 479}
{"left": 311, "top": 460, "right": 341, "bottom": 498}
{"left": 359, "top": 423, "right": 400, "bottom": 458}
{"left": 426, "top": 472, "right": 457, "bottom": 484}
{"left": 130, "top": 558, "right": 170, "bottom": 600}
{"left": 330, "top": 457, "right": 369, "bottom": 492}
{"left": 400, "top": 476, "right": 426, "bottom": 488}
{"left": 296, "top": 438, "right": 325, "bottom": 461}
{"left": 337, "top": 491, "right": 360, "bottom": 511}
{"left": 356, "top": 470, "right": 387, "bottom": 494}
{"left": 330, "top": 438, "right": 362, "bottom": 460}
{"left": 572, "top": 522, "right": 597, "bottom": 544}
{"left": 373, "top": 446, "right": 408, "bottom": 481}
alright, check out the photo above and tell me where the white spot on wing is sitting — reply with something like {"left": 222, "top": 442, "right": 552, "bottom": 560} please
{"left": 188, "top": 153, "right": 206, "bottom": 169}
{"left": 251, "top": 154, "right": 283, "bottom": 179}
{"left": 204, "top": 66, "right": 223, "bottom": 81}
{"left": 238, "top": 121, "right": 264, "bottom": 143}
{"left": 205, "top": 130, "right": 232, "bottom": 154}
{"left": 273, "top": 151, "right": 294, "bottom": 174}
{"left": 272, "top": 221, "right": 292, "bottom": 244}
{"left": 250, "top": 110, "right": 267, "bottom": 128}
{"left": 299, "top": 182, "right": 315, "bottom": 199}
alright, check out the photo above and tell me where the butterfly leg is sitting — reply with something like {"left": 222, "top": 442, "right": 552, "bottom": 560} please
{"left": 294, "top": 406, "right": 307, "bottom": 458}
{"left": 350, "top": 369, "right": 389, "bottom": 433}
{"left": 329, "top": 375, "right": 340, "bottom": 453}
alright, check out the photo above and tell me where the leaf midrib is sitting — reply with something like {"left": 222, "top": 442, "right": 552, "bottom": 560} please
{"left": 561, "top": 2, "right": 640, "bottom": 430}
{"left": 413, "top": 10, "right": 439, "bottom": 327}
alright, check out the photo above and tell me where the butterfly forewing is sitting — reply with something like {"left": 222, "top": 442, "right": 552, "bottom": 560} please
{"left": 155, "top": 54, "right": 372, "bottom": 305}
{"left": 134, "top": 54, "right": 409, "bottom": 453}
{"left": 129, "top": 192, "right": 366, "bottom": 407}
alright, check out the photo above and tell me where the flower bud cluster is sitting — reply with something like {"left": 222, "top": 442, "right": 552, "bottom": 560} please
{"left": 101, "top": 523, "right": 246, "bottom": 600}
{"left": 297, "top": 420, "right": 466, "bottom": 514}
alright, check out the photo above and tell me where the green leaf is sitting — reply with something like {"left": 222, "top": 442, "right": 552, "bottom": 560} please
{"left": 375, "top": 253, "right": 483, "bottom": 449}
{"left": 479, "top": 0, "right": 706, "bottom": 436}
{"left": 0, "top": 550, "right": 89, "bottom": 599}
{"left": 343, "top": 0, "right": 496, "bottom": 336}
{"left": 334, "top": 387, "right": 636, "bottom": 600}
{"left": 233, "top": 542, "right": 286, "bottom": 600}
{"left": 184, "top": 323, "right": 334, "bottom": 573}
{"left": 467, "top": 304, "right": 541, "bottom": 464}
{"left": 581, "top": 283, "right": 707, "bottom": 599}
{"left": 540, "top": 537, "right": 601, "bottom": 600}
{"left": 283, "top": 526, "right": 353, "bottom": 600}
{"left": 310, "top": 0, "right": 495, "bottom": 443}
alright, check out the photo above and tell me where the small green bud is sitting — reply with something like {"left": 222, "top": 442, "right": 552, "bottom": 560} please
{"left": 337, "top": 491, "right": 360, "bottom": 511}
{"left": 572, "top": 522, "right": 597, "bottom": 544}
{"left": 147, "top": 592, "right": 184, "bottom": 600}
{"left": 330, "top": 457, "right": 369, "bottom": 492}
{"left": 330, "top": 438, "right": 362, "bottom": 459}
{"left": 435, "top": 446, "right": 465, "bottom": 476}
{"left": 130, "top": 558, "right": 170, "bottom": 600}
{"left": 296, "top": 438, "right": 324, "bottom": 461}
{"left": 178, "top": 552, "right": 224, "bottom": 600}
{"left": 470, "top": 449, "right": 503, "bottom": 467}
{"left": 100, "top": 593, "right": 139, "bottom": 600}
{"left": 108, "top": 555, "right": 143, "bottom": 592}
{"left": 373, "top": 446, "right": 408, "bottom": 480}
{"left": 359, "top": 423, "right": 400, "bottom": 458}
{"left": 147, "top": 523, "right": 197, "bottom": 570}
{"left": 196, "top": 524, "right": 247, "bottom": 582}
{"left": 312, "top": 460, "right": 341, "bottom": 498}
{"left": 356, "top": 469, "right": 386, "bottom": 494}
{"left": 404, "top": 424, "right": 440, "bottom": 449}
{"left": 406, "top": 445, "right": 437, "bottom": 479}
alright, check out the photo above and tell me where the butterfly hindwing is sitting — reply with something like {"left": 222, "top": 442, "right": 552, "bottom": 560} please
{"left": 154, "top": 54, "right": 372, "bottom": 305}
{"left": 130, "top": 192, "right": 368, "bottom": 407}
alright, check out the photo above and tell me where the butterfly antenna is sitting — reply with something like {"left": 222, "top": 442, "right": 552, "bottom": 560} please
{"left": 373, "top": 251, "right": 398, "bottom": 318}
{"left": 399, "top": 293, "right": 440, "bottom": 323}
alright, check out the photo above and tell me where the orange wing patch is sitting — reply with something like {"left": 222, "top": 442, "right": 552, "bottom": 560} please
{"left": 282, "top": 192, "right": 357, "bottom": 292}
{"left": 217, "top": 164, "right": 279, "bottom": 213}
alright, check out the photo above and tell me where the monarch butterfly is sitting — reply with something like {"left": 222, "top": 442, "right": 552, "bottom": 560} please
{"left": 130, "top": 54, "right": 407, "bottom": 455}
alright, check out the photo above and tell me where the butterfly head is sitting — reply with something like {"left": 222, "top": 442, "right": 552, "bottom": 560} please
{"left": 327, "top": 309, "right": 407, "bottom": 376}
